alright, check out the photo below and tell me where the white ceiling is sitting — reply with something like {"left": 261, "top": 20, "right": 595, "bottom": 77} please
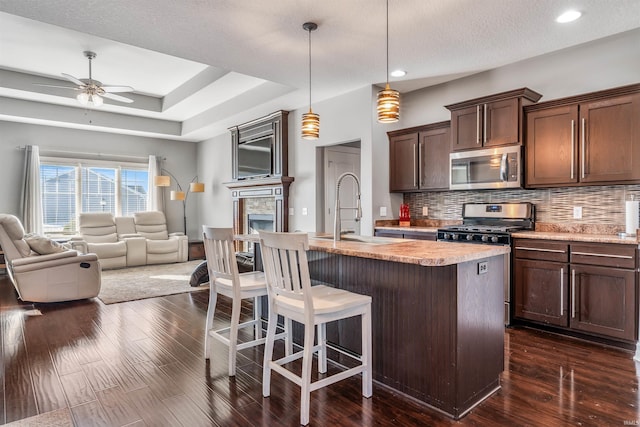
{"left": 1, "top": 1, "right": 639, "bottom": 142}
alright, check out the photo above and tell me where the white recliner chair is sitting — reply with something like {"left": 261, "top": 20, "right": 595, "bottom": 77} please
{"left": 0, "top": 214, "right": 101, "bottom": 303}
{"left": 133, "top": 211, "right": 188, "bottom": 264}
{"left": 74, "top": 213, "right": 129, "bottom": 269}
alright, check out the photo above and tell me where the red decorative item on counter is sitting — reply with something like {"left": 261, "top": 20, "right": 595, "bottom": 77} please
{"left": 399, "top": 204, "right": 411, "bottom": 227}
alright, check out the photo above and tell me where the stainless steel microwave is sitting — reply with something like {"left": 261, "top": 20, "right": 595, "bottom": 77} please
{"left": 449, "top": 145, "right": 521, "bottom": 190}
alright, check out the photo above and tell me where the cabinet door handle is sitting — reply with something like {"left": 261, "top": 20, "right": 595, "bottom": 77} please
{"left": 515, "top": 246, "right": 566, "bottom": 254}
{"left": 581, "top": 118, "right": 586, "bottom": 179}
{"left": 570, "top": 119, "right": 575, "bottom": 180}
{"left": 560, "top": 267, "right": 564, "bottom": 316}
{"left": 483, "top": 104, "right": 488, "bottom": 143}
{"left": 413, "top": 143, "right": 417, "bottom": 187}
{"left": 418, "top": 142, "right": 422, "bottom": 187}
{"left": 476, "top": 105, "right": 481, "bottom": 144}
{"left": 571, "top": 269, "right": 576, "bottom": 319}
{"left": 571, "top": 251, "right": 634, "bottom": 259}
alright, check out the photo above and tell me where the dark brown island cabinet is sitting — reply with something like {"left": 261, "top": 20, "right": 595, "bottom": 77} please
{"left": 446, "top": 88, "right": 542, "bottom": 151}
{"left": 513, "top": 238, "right": 637, "bottom": 344}
{"left": 525, "top": 84, "right": 640, "bottom": 187}
{"left": 388, "top": 121, "right": 450, "bottom": 192}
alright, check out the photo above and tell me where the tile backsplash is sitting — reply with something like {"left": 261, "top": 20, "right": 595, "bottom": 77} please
{"left": 404, "top": 184, "right": 640, "bottom": 227}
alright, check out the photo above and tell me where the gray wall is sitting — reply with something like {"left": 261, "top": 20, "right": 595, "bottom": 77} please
{"left": 0, "top": 121, "right": 200, "bottom": 237}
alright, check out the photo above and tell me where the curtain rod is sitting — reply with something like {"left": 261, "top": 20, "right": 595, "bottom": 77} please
{"left": 15, "top": 146, "right": 166, "bottom": 162}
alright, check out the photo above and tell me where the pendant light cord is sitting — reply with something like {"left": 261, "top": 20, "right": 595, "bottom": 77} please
{"left": 385, "top": 0, "right": 389, "bottom": 85}
{"left": 308, "top": 26, "right": 312, "bottom": 108}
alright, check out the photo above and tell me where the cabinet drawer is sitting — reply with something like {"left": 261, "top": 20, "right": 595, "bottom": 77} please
{"left": 570, "top": 243, "right": 636, "bottom": 269}
{"left": 513, "top": 239, "right": 569, "bottom": 262}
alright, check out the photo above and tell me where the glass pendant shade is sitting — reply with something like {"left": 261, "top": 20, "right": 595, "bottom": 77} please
{"left": 301, "top": 109, "right": 320, "bottom": 140}
{"left": 377, "top": 83, "right": 400, "bottom": 123}
{"left": 77, "top": 91, "right": 103, "bottom": 107}
{"left": 170, "top": 190, "right": 186, "bottom": 201}
{"left": 154, "top": 175, "right": 170, "bottom": 187}
{"left": 189, "top": 182, "right": 205, "bottom": 192}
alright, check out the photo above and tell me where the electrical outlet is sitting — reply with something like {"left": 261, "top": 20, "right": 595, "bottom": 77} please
{"left": 573, "top": 206, "right": 583, "bottom": 219}
{"left": 289, "top": 207, "right": 294, "bottom": 216}
{"left": 379, "top": 206, "right": 387, "bottom": 217}
{"left": 302, "top": 207, "right": 308, "bottom": 216}
{"left": 478, "top": 261, "right": 488, "bottom": 275}
{"left": 422, "top": 206, "right": 429, "bottom": 216}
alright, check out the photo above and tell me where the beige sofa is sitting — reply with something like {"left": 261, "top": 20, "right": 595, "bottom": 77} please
{"left": 72, "top": 211, "right": 188, "bottom": 269}
{"left": 0, "top": 214, "right": 101, "bottom": 303}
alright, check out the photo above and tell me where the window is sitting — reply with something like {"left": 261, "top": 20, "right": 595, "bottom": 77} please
{"left": 40, "top": 159, "right": 149, "bottom": 235}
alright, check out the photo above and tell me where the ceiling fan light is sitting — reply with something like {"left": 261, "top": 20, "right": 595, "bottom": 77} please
{"left": 377, "top": 84, "right": 400, "bottom": 123}
{"left": 77, "top": 92, "right": 89, "bottom": 105}
{"left": 91, "top": 94, "right": 104, "bottom": 107}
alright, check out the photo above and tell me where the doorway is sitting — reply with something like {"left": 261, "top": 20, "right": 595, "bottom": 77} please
{"left": 323, "top": 143, "right": 361, "bottom": 234}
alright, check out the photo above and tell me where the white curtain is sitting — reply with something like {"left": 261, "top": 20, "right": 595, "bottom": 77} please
{"left": 148, "top": 155, "right": 163, "bottom": 212}
{"left": 20, "top": 145, "right": 43, "bottom": 235}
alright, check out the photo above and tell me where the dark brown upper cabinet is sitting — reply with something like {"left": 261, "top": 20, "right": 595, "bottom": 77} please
{"left": 388, "top": 121, "right": 450, "bottom": 192}
{"left": 525, "top": 84, "right": 640, "bottom": 188}
{"left": 446, "top": 88, "right": 542, "bottom": 151}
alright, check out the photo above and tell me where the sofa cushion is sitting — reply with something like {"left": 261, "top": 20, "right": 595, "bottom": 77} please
{"left": 115, "top": 216, "right": 137, "bottom": 236}
{"left": 87, "top": 241, "right": 128, "bottom": 258}
{"left": 25, "top": 235, "right": 66, "bottom": 255}
{"left": 134, "top": 211, "right": 170, "bottom": 240}
{"left": 146, "top": 239, "right": 179, "bottom": 254}
{"left": 79, "top": 213, "right": 118, "bottom": 243}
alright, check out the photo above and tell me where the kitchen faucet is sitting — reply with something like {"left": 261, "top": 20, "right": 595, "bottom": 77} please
{"left": 334, "top": 172, "right": 362, "bottom": 242}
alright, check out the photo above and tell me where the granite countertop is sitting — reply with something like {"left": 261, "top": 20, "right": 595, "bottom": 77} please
{"left": 236, "top": 232, "right": 509, "bottom": 267}
{"left": 512, "top": 230, "right": 639, "bottom": 245}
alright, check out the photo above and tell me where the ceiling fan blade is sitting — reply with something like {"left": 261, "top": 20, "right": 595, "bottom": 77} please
{"left": 102, "top": 92, "right": 134, "bottom": 103}
{"left": 61, "top": 73, "right": 86, "bottom": 87}
{"left": 101, "top": 85, "right": 134, "bottom": 93}
{"left": 33, "top": 83, "right": 79, "bottom": 90}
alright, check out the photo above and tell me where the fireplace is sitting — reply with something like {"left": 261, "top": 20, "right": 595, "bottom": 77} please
{"left": 247, "top": 214, "right": 275, "bottom": 234}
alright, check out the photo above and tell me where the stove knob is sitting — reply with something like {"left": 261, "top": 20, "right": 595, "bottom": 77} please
{"left": 491, "top": 236, "right": 499, "bottom": 243}
{"left": 451, "top": 234, "right": 459, "bottom": 241}
{"left": 481, "top": 235, "right": 489, "bottom": 242}
{"left": 443, "top": 233, "right": 450, "bottom": 240}
{"left": 466, "top": 234, "right": 473, "bottom": 241}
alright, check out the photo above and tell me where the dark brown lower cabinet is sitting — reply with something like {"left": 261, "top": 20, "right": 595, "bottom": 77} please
{"left": 374, "top": 229, "right": 436, "bottom": 241}
{"left": 570, "top": 264, "right": 636, "bottom": 341}
{"left": 513, "top": 238, "right": 637, "bottom": 344}
{"left": 514, "top": 259, "right": 568, "bottom": 327}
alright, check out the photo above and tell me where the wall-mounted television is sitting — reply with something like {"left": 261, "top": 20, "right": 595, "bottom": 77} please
{"left": 237, "top": 136, "right": 273, "bottom": 179}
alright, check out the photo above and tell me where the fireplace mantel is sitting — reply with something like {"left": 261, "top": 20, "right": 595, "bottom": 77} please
{"left": 224, "top": 176, "right": 294, "bottom": 236}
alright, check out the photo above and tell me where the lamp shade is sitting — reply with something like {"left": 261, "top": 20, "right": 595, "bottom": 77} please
{"left": 377, "top": 83, "right": 400, "bottom": 123}
{"left": 301, "top": 109, "right": 320, "bottom": 140}
{"left": 170, "top": 190, "right": 185, "bottom": 201}
{"left": 190, "top": 182, "right": 205, "bottom": 193}
{"left": 154, "top": 175, "right": 170, "bottom": 187}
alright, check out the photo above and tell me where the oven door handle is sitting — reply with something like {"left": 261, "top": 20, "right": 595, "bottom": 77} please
{"left": 500, "top": 153, "right": 508, "bottom": 181}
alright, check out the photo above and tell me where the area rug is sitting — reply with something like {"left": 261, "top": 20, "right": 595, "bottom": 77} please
{"left": 98, "top": 260, "right": 208, "bottom": 305}
{"left": 4, "top": 408, "right": 73, "bottom": 426}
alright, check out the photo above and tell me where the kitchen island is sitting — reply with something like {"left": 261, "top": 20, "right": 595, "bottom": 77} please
{"left": 243, "top": 233, "right": 510, "bottom": 419}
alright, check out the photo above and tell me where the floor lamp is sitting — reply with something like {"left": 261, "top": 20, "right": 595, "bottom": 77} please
{"left": 153, "top": 170, "right": 204, "bottom": 235}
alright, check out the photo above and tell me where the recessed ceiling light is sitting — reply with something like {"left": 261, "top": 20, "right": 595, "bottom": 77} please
{"left": 556, "top": 10, "right": 582, "bottom": 23}
{"left": 390, "top": 69, "right": 406, "bottom": 78}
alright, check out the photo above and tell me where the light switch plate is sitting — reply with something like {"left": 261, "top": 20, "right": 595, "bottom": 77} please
{"left": 380, "top": 206, "right": 387, "bottom": 217}
{"left": 289, "top": 208, "right": 294, "bottom": 216}
{"left": 422, "top": 206, "right": 429, "bottom": 216}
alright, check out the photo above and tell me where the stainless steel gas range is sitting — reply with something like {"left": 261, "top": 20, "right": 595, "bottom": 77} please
{"left": 437, "top": 202, "right": 535, "bottom": 325}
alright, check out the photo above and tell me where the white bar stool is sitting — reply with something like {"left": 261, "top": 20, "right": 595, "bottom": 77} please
{"left": 259, "top": 230, "right": 372, "bottom": 426}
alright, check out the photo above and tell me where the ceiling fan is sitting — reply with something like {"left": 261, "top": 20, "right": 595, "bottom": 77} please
{"left": 37, "top": 50, "right": 134, "bottom": 107}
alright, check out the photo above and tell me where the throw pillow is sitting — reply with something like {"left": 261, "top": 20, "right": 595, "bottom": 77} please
{"left": 25, "top": 235, "right": 66, "bottom": 255}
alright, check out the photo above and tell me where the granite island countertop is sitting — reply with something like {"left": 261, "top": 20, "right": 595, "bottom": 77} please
{"left": 236, "top": 232, "right": 509, "bottom": 267}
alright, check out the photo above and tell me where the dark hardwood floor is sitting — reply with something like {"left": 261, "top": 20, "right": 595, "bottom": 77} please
{"left": 1, "top": 274, "right": 639, "bottom": 426}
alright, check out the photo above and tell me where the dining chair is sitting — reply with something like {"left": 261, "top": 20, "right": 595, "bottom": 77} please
{"left": 258, "top": 230, "right": 372, "bottom": 426}
{"left": 202, "top": 226, "right": 286, "bottom": 376}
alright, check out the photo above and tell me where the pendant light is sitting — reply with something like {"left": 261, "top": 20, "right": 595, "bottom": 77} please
{"left": 377, "top": 0, "right": 400, "bottom": 123}
{"left": 301, "top": 22, "right": 320, "bottom": 140}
